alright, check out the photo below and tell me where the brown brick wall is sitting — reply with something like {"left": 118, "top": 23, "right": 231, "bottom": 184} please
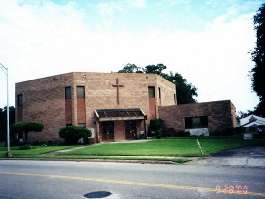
{"left": 230, "top": 103, "right": 238, "bottom": 127}
{"left": 158, "top": 100, "right": 237, "bottom": 133}
{"left": 16, "top": 106, "right": 23, "bottom": 121}
{"left": 15, "top": 73, "right": 73, "bottom": 142}
{"left": 156, "top": 76, "right": 177, "bottom": 107}
{"left": 72, "top": 72, "right": 176, "bottom": 130}
{"left": 16, "top": 72, "right": 176, "bottom": 142}
{"left": 16, "top": 72, "right": 237, "bottom": 141}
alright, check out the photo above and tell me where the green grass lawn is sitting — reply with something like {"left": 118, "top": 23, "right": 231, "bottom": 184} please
{"left": 0, "top": 146, "right": 72, "bottom": 158}
{"left": 65, "top": 139, "right": 201, "bottom": 157}
{"left": 62, "top": 138, "right": 265, "bottom": 157}
{"left": 1, "top": 138, "right": 264, "bottom": 159}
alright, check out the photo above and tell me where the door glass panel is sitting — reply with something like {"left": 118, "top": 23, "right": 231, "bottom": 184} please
{"left": 101, "top": 121, "right": 114, "bottom": 141}
{"left": 125, "top": 120, "right": 137, "bottom": 139}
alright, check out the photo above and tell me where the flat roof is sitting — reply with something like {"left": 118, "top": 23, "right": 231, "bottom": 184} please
{"left": 95, "top": 108, "right": 145, "bottom": 121}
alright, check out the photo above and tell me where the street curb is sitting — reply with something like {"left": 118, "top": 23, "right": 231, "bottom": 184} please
{"left": 2, "top": 158, "right": 265, "bottom": 168}
{"left": 0, "top": 158, "right": 182, "bottom": 165}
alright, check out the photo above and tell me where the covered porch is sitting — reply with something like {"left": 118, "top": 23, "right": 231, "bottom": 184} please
{"left": 94, "top": 108, "right": 147, "bottom": 142}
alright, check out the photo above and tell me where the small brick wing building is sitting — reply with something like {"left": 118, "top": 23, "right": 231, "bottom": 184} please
{"left": 159, "top": 100, "right": 237, "bottom": 136}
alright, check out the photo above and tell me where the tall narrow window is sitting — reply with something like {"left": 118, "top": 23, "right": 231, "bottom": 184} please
{"left": 77, "top": 86, "right": 86, "bottom": 124}
{"left": 17, "top": 94, "right": 23, "bottom": 121}
{"left": 158, "top": 87, "right": 161, "bottom": 105}
{"left": 148, "top": 86, "right": 156, "bottom": 119}
{"left": 17, "top": 94, "right": 23, "bottom": 107}
{"left": 65, "top": 86, "right": 72, "bottom": 125}
{"left": 174, "top": 94, "right": 176, "bottom": 104}
{"left": 148, "top": 86, "right": 155, "bottom": 98}
{"left": 77, "top": 86, "right": 85, "bottom": 98}
{"left": 65, "top": 86, "right": 71, "bottom": 99}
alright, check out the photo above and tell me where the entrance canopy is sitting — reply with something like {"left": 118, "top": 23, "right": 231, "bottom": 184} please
{"left": 95, "top": 108, "right": 145, "bottom": 122}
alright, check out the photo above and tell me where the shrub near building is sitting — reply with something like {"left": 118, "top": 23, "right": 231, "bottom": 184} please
{"left": 12, "top": 122, "right": 44, "bottom": 144}
{"left": 59, "top": 126, "right": 91, "bottom": 145}
{"left": 149, "top": 119, "right": 165, "bottom": 138}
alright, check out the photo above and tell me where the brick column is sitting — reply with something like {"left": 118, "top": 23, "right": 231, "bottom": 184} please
{"left": 95, "top": 120, "right": 100, "bottom": 143}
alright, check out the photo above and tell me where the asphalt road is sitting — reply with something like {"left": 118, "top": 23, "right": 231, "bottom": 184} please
{"left": 0, "top": 160, "right": 265, "bottom": 199}
{"left": 196, "top": 146, "right": 265, "bottom": 167}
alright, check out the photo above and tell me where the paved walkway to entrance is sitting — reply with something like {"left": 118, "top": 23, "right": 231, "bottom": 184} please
{"left": 48, "top": 146, "right": 89, "bottom": 154}
{"left": 102, "top": 139, "right": 151, "bottom": 144}
{"left": 49, "top": 139, "right": 151, "bottom": 155}
{"left": 194, "top": 146, "right": 265, "bottom": 168}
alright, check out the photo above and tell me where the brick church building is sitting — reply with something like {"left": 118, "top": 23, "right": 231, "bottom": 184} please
{"left": 15, "top": 72, "right": 237, "bottom": 143}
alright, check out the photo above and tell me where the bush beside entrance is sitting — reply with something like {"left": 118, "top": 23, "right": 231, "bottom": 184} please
{"left": 59, "top": 126, "right": 91, "bottom": 145}
{"left": 149, "top": 119, "right": 165, "bottom": 138}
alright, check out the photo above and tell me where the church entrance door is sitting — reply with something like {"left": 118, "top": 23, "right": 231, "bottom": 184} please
{"left": 101, "top": 121, "right": 114, "bottom": 141}
{"left": 125, "top": 120, "right": 137, "bottom": 140}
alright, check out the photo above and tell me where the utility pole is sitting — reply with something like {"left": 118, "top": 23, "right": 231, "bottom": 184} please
{"left": 0, "top": 62, "right": 11, "bottom": 157}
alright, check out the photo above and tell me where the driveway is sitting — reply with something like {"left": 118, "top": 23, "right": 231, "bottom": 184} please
{"left": 194, "top": 146, "right": 265, "bottom": 167}
{"left": 212, "top": 146, "right": 265, "bottom": 158}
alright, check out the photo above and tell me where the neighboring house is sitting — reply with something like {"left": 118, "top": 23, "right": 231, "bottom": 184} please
{"left": 240, "top": 115, "right": 265, "bottom": 128}
{"left": 16, "top": 72, "right": 237, "bottom": 143}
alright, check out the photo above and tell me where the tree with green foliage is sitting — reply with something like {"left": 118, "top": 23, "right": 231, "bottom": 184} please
{"left": 144, "top": 64, "right": 167, "bottom": 75}
{"left": 59, "top": 126, "right": 91, "bottom": 145}
{"left": 118, "top": 63, "right": 143, "bottom": 73}
{"left": 0, "top": 106, "right": 15, "bottom": 143}
{"left": 0, "top": 108, "right": 3, "bottom": 142}
{"left": 12, "top": 122, "right": 44, "bottom": 143}
{"left": 163, "top": 72, "right": 197, "bottom": 104}
{"left": 118, "top": 63, "right": 198, "bottom": 104}
{"left": 251, "top": 4, "right": 265, "bottom": 117}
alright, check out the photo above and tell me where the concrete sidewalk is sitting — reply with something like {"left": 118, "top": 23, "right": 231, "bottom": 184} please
{"left": 52, "top": 140, "right": 151, "bottom": 154}
{"left": 51, "top": 145, "right": 88, "bottom": 154}
{"left": 194, "top": 157, "right": 265, "bottom": 167}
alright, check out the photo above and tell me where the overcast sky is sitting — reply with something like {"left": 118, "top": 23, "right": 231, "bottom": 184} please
{"left": 0, "top": 0, "right": 263, "bottom": 113}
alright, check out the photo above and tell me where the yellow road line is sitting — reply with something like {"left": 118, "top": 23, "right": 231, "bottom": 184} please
{"left": 1, "top": 172, "right": 265, "bottom": 197}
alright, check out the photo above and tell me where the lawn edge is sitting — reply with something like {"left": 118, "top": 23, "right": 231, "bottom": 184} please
{"left": 0, "top": 156, "right": 194, "bottom": 165}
